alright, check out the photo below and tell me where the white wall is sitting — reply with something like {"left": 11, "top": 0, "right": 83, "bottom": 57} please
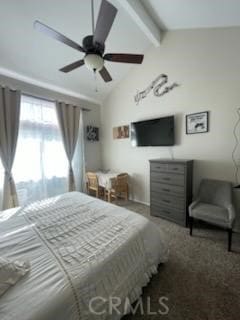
{"left": 100, "top": 27, "right": 240, "bottom": 216}
{"left": 84, "top": 107, "right": 102, "bottom": 171}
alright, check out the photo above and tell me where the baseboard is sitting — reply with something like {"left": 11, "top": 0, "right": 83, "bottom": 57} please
{"left": 129, "top": 196, "right": 150, "bottom": 206}
{"left": 135, "top": 200, "right": 150, "bottom": 206}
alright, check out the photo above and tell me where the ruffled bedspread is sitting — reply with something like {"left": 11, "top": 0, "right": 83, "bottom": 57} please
{"left": 0, "top": 192, "right": 168, "bottom": 320}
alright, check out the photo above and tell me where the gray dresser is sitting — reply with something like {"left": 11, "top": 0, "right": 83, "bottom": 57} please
{"left": 149, "top": 159, "right": 193, "bottom": 226}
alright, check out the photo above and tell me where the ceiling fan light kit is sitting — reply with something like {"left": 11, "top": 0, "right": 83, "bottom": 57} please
{"left": 34, "top": 0, "right": 144, "bottom": 83}
{"left": 84, "top": 54, "right": 104, "bottom": 71}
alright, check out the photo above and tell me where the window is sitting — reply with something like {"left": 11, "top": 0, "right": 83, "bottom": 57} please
{"left": 13, "top": 95, "right": 68, "bottom": 205}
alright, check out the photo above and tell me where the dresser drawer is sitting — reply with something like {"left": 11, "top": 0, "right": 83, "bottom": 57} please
{"left": 150, "top": 162, "right": 168, "bottom": 173}
{"left": 151, "top": 203, "right": 185, "bottom": 225}
{"left": 151, "top": 172, "right": 185, "bottom": 186}
{"left": 151, "top": 162, "right": 185, "bottom": 174}
{"left": 151, "top": 194, "right": 185, "bottom": 210}
{"left": 150, "top": 182, "right": 184, "bottom": 196}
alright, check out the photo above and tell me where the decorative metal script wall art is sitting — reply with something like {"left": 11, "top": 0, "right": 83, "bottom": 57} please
{"left": 134, "top": 74, "right": 179, "bottom": 105}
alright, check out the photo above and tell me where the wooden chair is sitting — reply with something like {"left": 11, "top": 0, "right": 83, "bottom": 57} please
{"left": 86, "top": 172, "right": 103, "bottom": 198}
{"left": 105, "top": 173, "right": 129, "bottom": 202}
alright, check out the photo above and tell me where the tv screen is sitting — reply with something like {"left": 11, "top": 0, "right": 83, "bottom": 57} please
{"left": 131, "top": 116, "right": 174, "bottom": 146}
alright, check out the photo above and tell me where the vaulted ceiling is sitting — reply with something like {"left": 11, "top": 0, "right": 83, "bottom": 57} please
{"left": 1, "top": 0, "right": 240, "bottom": 104}
{"left": 144, "top": 0, "right": 240, "bottom": 30}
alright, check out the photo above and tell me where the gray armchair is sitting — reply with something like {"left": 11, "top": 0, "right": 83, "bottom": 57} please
{"left": 189, "top": 179, "right": 235, "bottom": 251}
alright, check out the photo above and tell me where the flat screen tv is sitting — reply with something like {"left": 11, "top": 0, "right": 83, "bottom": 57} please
{"left": 131, "top": 116, "right": 174, "bottom": 146}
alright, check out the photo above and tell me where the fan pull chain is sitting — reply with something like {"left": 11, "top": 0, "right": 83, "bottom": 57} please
{"left": 93, "top": 69, "right": 98, "bottom": 92}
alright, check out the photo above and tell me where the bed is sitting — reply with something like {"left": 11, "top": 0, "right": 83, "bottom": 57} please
{"left": 0, "top": 192, "right": 168, "bottom": 320}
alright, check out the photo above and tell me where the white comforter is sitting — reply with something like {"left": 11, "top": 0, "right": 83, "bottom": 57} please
{"left": 0, "top": 192, "right": 168, "bottom": 320}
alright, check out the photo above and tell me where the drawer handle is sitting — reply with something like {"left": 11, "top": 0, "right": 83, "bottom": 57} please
{"left": 163, "top": 199, "right": 170, "bottom": 203}
{"left": 163, "top": 177, "right": 170, "bottom": 181}
{"left": 162, "top": 188, "right": 170, "bottom": 192}
{"left": 172, "top": 168, "right": 178, "bottom": 171}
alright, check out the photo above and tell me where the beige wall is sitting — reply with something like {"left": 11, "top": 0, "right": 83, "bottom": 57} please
{"left": 100, "top": 26, "right": 240, "bottom": 224}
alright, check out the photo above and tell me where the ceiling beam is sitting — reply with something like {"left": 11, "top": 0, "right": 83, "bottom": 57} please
{"left": 116, "top": 0, "right": 161, "bottom": 47}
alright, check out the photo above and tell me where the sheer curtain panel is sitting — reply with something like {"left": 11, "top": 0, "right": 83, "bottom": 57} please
{"left": 0, "top": 163, "right": 4, "bottom": 208}
{"left": 55, "top": 102, "right": 80, "bottom": 191}
{"left": 0, "top": 87, "right": 21, "bottom": 210}
{"left": 73, "top": 109, "right": 86, "bottom": 192}
{"left": 13, "top": 95, "right": 68, "bottom": 206}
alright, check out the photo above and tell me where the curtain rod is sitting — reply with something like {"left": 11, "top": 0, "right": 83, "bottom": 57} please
{"left": 23, "top": 93, "right": 91, "bottom": 112}
{"left": 0, "top": 86, "right": 91, "bottom": 112}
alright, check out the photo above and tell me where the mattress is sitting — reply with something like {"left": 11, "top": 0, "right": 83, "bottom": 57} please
{"left": 0, "top": 192, "right": 168, "bottom": 320}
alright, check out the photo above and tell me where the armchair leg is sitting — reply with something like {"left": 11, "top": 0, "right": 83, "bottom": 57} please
{"left": 189, "top": 217, "right": 193, "bottom": 236}
{"left": 228, "top": 229, "right": 232, "bottom": 252}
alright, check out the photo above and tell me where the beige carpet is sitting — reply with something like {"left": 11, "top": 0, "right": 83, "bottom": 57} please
{"left": 115, "top": 200, "right": 240, "bottom": 320}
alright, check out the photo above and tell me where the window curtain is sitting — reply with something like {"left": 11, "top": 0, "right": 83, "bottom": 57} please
{"left": 55, "top": 102, "right": 80, "bottom": 191}
{"left": 0, "top": 87, "right": 21, "bottom": 210}
{"left": 0, "top": 164, "right": 4, "bottom": 208}
{"left": 13, "top": 95, "right": 68, "bottom": 206}
{"left": 73, "top": 109, "right": 86, "bottom": 192}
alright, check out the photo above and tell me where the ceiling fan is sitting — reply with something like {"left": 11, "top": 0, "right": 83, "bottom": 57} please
{"left": 34, "top": 0, "right": 144, "bottom": 82}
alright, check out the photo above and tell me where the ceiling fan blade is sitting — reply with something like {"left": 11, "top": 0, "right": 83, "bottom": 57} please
{"left": 34, "top": 20, "right": 85, "bottom": 53}
{"left": 93, "top": 0, "right": 117, "bottom": 45}
{"left": 104, "top": 53, "right": 144, "bottom": 64}
{"left": 59, "top": 60, "right": 85, "bottom": 73}
{"left": 99, "top": 66, "right": 112, "bottom": 82}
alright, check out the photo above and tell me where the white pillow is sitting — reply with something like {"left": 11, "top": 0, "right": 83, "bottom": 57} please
{"left": 0, "top": 257, "right": 30, "bottom": 297}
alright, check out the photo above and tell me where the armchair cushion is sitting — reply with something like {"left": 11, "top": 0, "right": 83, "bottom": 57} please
{"left": 198, "top": 179, "right": 232, "bottom": 208}
{"left": 189, "top": 202, "right": 232, "bottom": 228}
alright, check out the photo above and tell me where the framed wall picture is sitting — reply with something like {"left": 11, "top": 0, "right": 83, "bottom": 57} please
{"left": 86, "top": 126, "right": 99, "bottom": 141}
{"left": 113, "top": 125, "right": 129, "bottom": 139}
{"left": 186, "top": 111, "right": 209, "bottom": 134}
